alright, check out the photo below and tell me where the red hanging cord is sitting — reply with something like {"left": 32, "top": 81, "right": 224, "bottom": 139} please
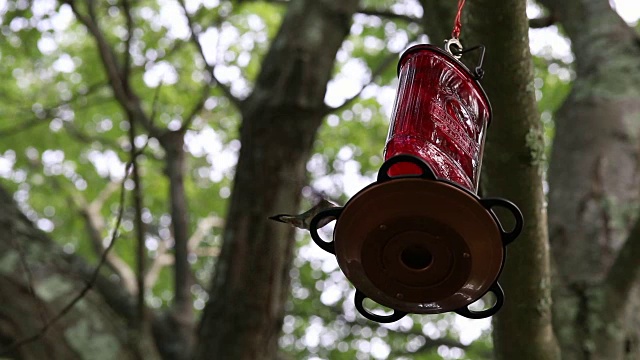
{"left": 451, "top": 0, "right": 466, "bottom": 39}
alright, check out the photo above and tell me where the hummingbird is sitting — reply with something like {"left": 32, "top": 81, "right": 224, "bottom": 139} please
{"left": 269, "top": 198, "right": 340, "bottom": 230}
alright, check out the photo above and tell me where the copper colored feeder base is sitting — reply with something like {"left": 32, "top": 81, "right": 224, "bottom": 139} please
{"left": 310, "top": 155, "right": 522, "bottom": 323}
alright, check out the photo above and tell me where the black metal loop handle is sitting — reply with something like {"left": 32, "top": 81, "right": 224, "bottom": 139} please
{"left": 480, "top": 198, "right": 523, "bottom": 246}
{"left": 377, "top": 154, "right": 437, "bottom": 182}
{"left": 309, "top": 207, "right": 343, "bottom": 255}
{"left": 454, "top": 282, "right": 504, "bottom": 319}
{"left": 354, "top": 289, "right": 407, "bottom": 323}
{"left": 452, "top": 44, "right": 486, "bottom": 80}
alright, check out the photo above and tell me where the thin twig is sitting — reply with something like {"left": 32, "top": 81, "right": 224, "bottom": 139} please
{"left": 324, "top": 33, "right": 419, "bottom": 115}
{"left": 176, "top": 0, "right": 243, "bottom": 110}
{"left": 93, "top": 181, "right": 122, "bottom": 208}
{"left": 149, "top": 81, "right": 164, "bottom": 125}
{"left": 0, "top": 119, "right": 47, "bottom": 138}
{"left": 0, "top": 81, "right": 107, "bottom": 138}
{"left": 63, "top": 0, "right": 161, "bottom": 138}
{"left": 128, "top": 116, "right": 147, "bottom": 327}
{"left": 357, "top": 8, "right": 420, "bottom": 23}
{"left": 358, "top": 6, "right": 553, "bottom": 30}
{"left": 180, "top": 84, "right": 211, "bottom": 132}
{"left": 0, "top": 161, "right": 133, "bottom": 356}
{"left": 69, "top": 181, "right": 138, "bottom": 295}
{"left": 9, "top": 231, "right": 49, "bottom": 328}
{"left": 136, "top": 39, "right": 189, "bottom": 74}
{"left": 26, "top": 160, "right": 137, "bottom": 295}
{"left": 121, "top": 0, "right": 134, "bottom": 86}
{"left": 63, "top": 120, "right": 121, "bottom": 149}
{"left": 143, "top": 216, "right": 223, "bottom": 290}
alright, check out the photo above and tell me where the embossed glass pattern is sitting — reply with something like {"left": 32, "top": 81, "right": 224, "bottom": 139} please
{"left": 384, "top": 45, "right": 491, "bottom": 192}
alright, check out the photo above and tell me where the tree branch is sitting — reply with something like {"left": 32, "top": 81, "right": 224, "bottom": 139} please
{"left": 357, "top": 8, "right": 420, "bottom": 23}
{"left": 62, "top": 120, "right": 121, "bottom": 149}
{"left": 149, "top": 81, "right": 164, "bottom": 125}
{"left": 176, "top": 0, "right": 243, "bottom": 110}
{"left": 0, "top": 118, "right": 47, "bottom": 138}
{"left": 187, "top": 215, "right": 224, "bottom": 252}
{"left": 143, "top": 216, "right": 223, "bottom": 291}
{"left": 180, "top": 82, "right": 211, "bottom": 132}
{"left": 324, "top": 33, "right": 418, "bottom": 115}
{"left": 9, "top": 229, "right": 48, "bottom": 328}
{"left": 529, "top": 15, "right": 556, "bottom": 28}
{"left": 71, "top": 182, "right": 138, "bottom": 295}
{"left": 128, "top": 116, "right": 148, "bottom": 328}
{"left": 144, "top": 239, "right": 172, "bottom": 290}
{"left": 0, "top": 81, "right": 107, "bottom": 138}
{"left": 602, "top": 215, "right": 640, "bottom": 315}
{"left": 62, "top": 0, "right": 161, "bottom": 138}
{"left": 65, "top": 0, "right": 125, "bottom": 106}
{"left": 121, "top": 0, "right": 134, "bottom": 86}
{"left": 0, "top": 161, "right": 132, "bottom": 355}
{"left": 158, "top": 130, "right": 194, "bottom": 356}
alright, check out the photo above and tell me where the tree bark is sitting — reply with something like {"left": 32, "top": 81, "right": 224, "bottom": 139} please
{"left": 0, "top": 186, "right": 159, "bottom": 360}
{"left": 465, "top": 0, "right": 560, "bottom": 359}
{"left": 536, "top": 0, "right": 640, "bottom": 359}
{"left": 194, "top": 0, "right": 358, "bottom": 359}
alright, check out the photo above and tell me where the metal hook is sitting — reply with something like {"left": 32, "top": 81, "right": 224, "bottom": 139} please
{"left": 444, "top": 38, "right": 463, "bottom": 59}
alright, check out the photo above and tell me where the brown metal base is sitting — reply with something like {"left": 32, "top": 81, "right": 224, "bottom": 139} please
{"left": 309, "top": 154, "right": 522, "bottom": 322}
{"left": 334, "top": 177, "right": 502, "bottom": 314}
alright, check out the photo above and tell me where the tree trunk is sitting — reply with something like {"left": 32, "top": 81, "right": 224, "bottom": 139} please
{"left": 160, "top": 130, "right": 194, "bottom": 360}
{"left": 0, "top": 187, "right": 158, "bottom": 360}
{"left": 465, "top": 0, "right": 560, "bottom": 359}
{"left": 194, "top": 0, "right": 358, "bottom": 359}
{"left": 536, "top": 0, "right": 640, "bottom": 359}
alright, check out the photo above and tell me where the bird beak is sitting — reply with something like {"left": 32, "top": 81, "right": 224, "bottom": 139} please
{"left": 268, "top": 215, "right": 286, "bottom": 223}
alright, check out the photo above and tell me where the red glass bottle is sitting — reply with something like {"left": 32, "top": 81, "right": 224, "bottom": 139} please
{"left": 384, "top": 45, "right": 491, "bottom": 193}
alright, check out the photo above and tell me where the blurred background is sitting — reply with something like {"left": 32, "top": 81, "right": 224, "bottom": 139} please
{"left": 1, "top": 0, "right": 639, "bottom": 359}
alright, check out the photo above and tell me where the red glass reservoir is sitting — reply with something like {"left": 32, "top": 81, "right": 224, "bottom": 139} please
{"left": 384, "top": 45, "right": 491, "bottom": 192}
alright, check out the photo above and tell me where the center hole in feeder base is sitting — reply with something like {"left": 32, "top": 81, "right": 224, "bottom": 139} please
{"left": 400, "top": 244, "right": 433, "bottom": 270}
{"left": 308, "top": 44, "right": 524, "bottom": 324}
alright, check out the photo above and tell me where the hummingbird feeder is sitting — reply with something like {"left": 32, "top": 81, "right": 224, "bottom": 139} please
{"left": 308, "top": 40, "right": 523, "bottom": 323}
